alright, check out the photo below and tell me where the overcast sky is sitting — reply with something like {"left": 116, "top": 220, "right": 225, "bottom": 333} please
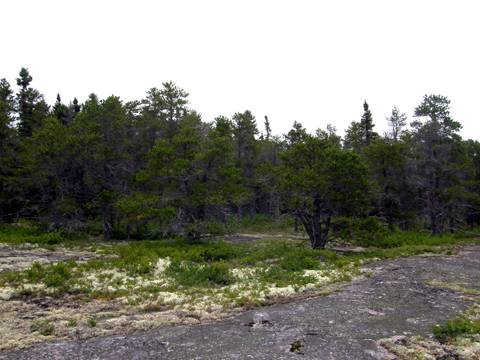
{"left": 2, "top": 0, "right": 479, "bottom": 140}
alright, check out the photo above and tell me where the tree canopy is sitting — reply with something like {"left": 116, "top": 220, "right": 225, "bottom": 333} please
{"left": 1, "top": 66, "right": 479, "bottom": 246}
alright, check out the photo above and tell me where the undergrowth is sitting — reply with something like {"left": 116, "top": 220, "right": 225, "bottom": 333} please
{"left": 430, "top": 314, "right": 480, "bottom": 343}
{"left": 0, "top": 222, "right": 478, "bottom": 310}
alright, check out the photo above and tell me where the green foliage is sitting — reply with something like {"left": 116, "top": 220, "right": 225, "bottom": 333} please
{"left": 30, "top": 320, "right": 54, "bottom": 336}
{"left": 82, "top": 258, "right": 107, "bottom": 272}
{"left": 279, "top": 249, "right": 320, "bottom": 271}
{"left": 233, "top": 214, "right": 300, "bottom": 233}
{"left": 430, "top": 314, "right": 480, "bottom": 343}
{"left": 338, "top": 217, "right": 457, "bottom": 248}
{"left": 144, "top": 238, "right": 237, "bottom": 263}
{"left": 24, "top": 261, "right": 71, "bottom": 288}
{"left": 67, "top": 319, "right": 77, "bottom": 327}
{"left": 273, "top": 136, "right": 374, "bottom": 249}
{"left": 0, "top": 224, "right": 67, "bottom": 245}
{"left": 339, "top": 217, "right": 391, "bottom": 247}
{"left": 88, "top": 318, "right": 97, "bottom": 327}
{"left": 40, "top": 324, "right": 55, "bottom": 336}
{"left": 167, "top": 260, "right": 233, "bottom": 286}
{"left": 136, "top": 124, "right": 248, "bottom": 239}
{"left": 110, "top": 244, "right": 156, "bottom": 275}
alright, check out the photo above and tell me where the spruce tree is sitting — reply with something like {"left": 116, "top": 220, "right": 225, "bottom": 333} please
{"left": 0, "top": 79, "right": 16, "bottom": 223}
{"left": 360, "top": 100, "right": 377, "bottom": 146}
{"left": 410, "top": 95, "right": 469, "bottom": 235}
{"left": 344, "top": 101, "right": 378, "bottom": 151}
{"left": 16, "top": 67, "right": 49, "bottom": 137}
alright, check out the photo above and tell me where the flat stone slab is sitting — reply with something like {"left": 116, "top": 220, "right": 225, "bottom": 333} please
{"left": 2, "top": 247, "right": 480, "bottom": 359}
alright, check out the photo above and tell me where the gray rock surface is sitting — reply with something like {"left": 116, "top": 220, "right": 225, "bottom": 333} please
{"left": 2, "top": 246, "right": 480, "bottom": 360}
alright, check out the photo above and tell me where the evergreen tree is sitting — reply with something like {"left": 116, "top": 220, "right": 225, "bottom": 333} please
{"left": 232, "top": 110, "right": 259, "bottom": 216}
{"left": 409, "top": 95, "right": 470, "bottom": 235}
{"left": 344, "top": 101, "right": 378, "bottom": 151}
{"left": 264, "top": 116, "right": 271, "bottom": 140}
{"left": 75, "top": 94, "right": 137, "bottom": 239}
{"left": 72, "top": 97, "right": 81, "bottom": 114}
{"left": 361, "top": 100, "right": 377, "bottom": 146}
{"left": 140, "top": 82, "right": 189, "bottom": 146}
{"left": 159, "top": 81, "right": 189, "bottom": 142}
{"left": 213, "top": 116, "right": 235, "bottom": 141}
{"left": 364, "top": 136, "right": 412, "bottom": 231}
{"left": 386, "top": 106, "right": 407, "bottom": 142}
{"left": 127, "top": 124, "right": 248, "bottom": 238}
{"left": 284, "top": 121, "right": 308, "bottom": 149}
{"left": 52, "top": 93, "right": 70, "bottom": 125}
{"left": 0, "top": 79, "right": 16, "bottom": 223}
{"left": 315, "top": 124, "right": 342, "bottom": 147}
{"left": 273, "top": 136, "right": 373, "bottom": 249}
{"left": 15, "top": 67, "right": 49, "bottom": 137}
{"left": 16, "top": 117, "right": 90, "bottom": 229}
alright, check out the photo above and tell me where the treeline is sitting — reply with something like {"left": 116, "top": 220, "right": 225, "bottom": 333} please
{"left": 1, "top": 68, "right": 479, "bottom": 248}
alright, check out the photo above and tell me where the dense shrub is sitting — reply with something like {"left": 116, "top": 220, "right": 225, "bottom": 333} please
{"left": 279, "top": 249, "right": 319, "bottom": 271}
{"left": 0, "top": 224, "right": 66, "bottom": 245}
{"left": 167, "top": 260, "right": 233, "bottom": 286}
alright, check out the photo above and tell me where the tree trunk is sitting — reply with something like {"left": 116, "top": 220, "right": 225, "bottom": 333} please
{"left": 126, "top": 224, "right": 131, "bottom": 240}
{"left": 103, "top": 217, "right": 110, "bottom": 241}
{"left": 102, "top": 203, "right": 111, "bottom": 240}
{"left": 429, "top": 210, "right": 438, "bottom": 236}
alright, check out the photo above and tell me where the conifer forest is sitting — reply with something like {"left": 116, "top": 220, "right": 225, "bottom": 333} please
{"left": 1, "top": 67, "right": 480, "bottom": 249}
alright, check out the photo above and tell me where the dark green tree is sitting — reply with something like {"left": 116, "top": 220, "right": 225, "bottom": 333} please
{"left": 272, "top": 136, "right": 373, "bottom": 249}
{"left": 74, "top": 94, "right": 137, "bottom": 239}
{"left": 15, "top": 67, "right": 49, "bottom": 137}
{"left": 128, "top": 124, "right": 248, "bottom": 238}
{"left": 264, "top": 116, "right": 272, "bottom": 140}
{"left": 16, "top": 117, "right": 91, "bottom": 230}
{"left": 464, "top": 139, "right": 480, "bottom": 226}
{"left": 0, "top": 79, "right": 17, "bottom": 222}
{"left": 159, "top": 81, "right": 189, "bottom": 142}
{"left": 361, "top": 100, "right": 377, "bottom": 145}
{"left": 213, "top": 116, "right": 235, "bottom": 141}
{"left": 232, "top": 110, "right": 259, "bottom": 216}
{"left": 284, "top": 121, "right": 308, "bottom": 149}
{"left": 52, "top": 93, "right": 70, "bottom": 125}
{"left": 409, "top": 95, "right": 470, "bottom": 235}
{"left": 344, "top": 101, "right": 378, "bottom": 151}
{"left": 364, "top": 136, "right": 412, "bottom": 231}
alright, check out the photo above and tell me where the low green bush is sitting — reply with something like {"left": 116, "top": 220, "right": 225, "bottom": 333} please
{"left": 430, "top": 314, "right": 480, "bottom": 343}
{"left": 279, "top": 249, "right": 319, "bottom": 271}
{"left": 167, "top": 260, "right": 233, "bottom": 286}
{"left": 0, "top": 224, "right": 66, "bottom": 245}
{"left": 20, "top": 261, "right": 72, "bottom": 288}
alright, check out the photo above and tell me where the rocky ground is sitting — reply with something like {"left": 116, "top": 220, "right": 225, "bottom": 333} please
{"left": 1, "top": 244, "right": 480, "bottom": 359}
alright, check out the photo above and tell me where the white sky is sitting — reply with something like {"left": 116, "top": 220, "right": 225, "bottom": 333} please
{"left": 2, "top": 0, "right": 479, "bottom": 140}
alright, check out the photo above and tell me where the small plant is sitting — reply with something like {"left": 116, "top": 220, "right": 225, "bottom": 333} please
{"left": 67, "top": 319, "right": 77, "bottom": 327}
{"left": 30, "top": 320, "right": 54, "bottom": 335}
{"left": 168, "top": 260, "right": 234, "bottom": 286}
{"left": 279, "top": 249, "right": 319, "bottom": 271}
{"left": 40, "top": 324, "right": 55, "bottom": 336}
{"left": 87, "top": 318, "right": 97, "bottom": 327}
{"left": 290, "top": 340, "right": 303, "bottom": 352}
{"left": 430, "top": 314, "right": 480, "bottom": 343}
